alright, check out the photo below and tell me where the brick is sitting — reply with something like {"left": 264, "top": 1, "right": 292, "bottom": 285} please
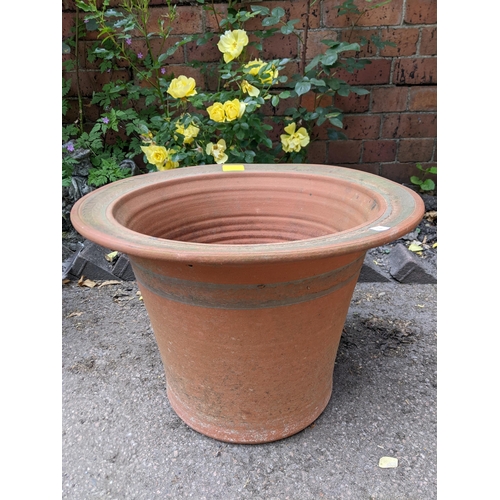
{"left": 388, "top": 243, "right": 437, "bottom": 284}
{"left": 68, "top": 241, "right": 118, "bottom": 281}
{"left": 186, "top": 39, "right": 220, "bottom": 63}
{"left": 149, "top": 6, "right": 203, "bottom": 35}
{"left": 379, "top": 162, "right": 424, "bottom": 183}
{"left": 393, "top": 57, "right": 436, "bottom": 85}
{"left": 306, "top": 140, "right": 327, "bottom": 164}
{"left": 358, "top": 255, "right": 392, "bottom": 282}
{"left": 363, "top": 140, "right": 397, "bottom": 162}
{"left": 62, "top": 12, "right": 75, "bottom": 39}
{"left": 380, "top": 28, "right": 420, "bottom": 57}
{"left": 408, "top": 87, "right": 437, "bottom": 111}
{"left": 168, "top": 65, "right": 206, "bottom": 88}
{"left": 404, "top": 0, "right": 437, "bottom": 24}
{"left": 327, "top": 140, "right": 362, "bottom": 163}
{"left": 397, "top": 139, "right": 435, "bottom": 162}
{"left": 324, "top": 0, "right": 404, "bottom": 27}
{"left": 263, "top": 32, "right": 299, "bottom": 59}
{"left": 342, "top": 115, "right": 381, "bottom": 140}
{"left": 420, "top": 27, "right": 437, "bottom": 56}
{"left": 300, "top": 91, "right": 332, "bottom": 112}
{"left": 382, "top": 113, "right": 437, "bottom": 138}
{"left": 334, "top": 92, "right": 370, "bottom": 113}
{"left": 371, "top": 86, "right": 408, "bottom": 112}
{"left": 336, "top": 59, "right": 392, "bottom": 85}
{"left": 112, "top": 255, "right": 136, "bottom": 281}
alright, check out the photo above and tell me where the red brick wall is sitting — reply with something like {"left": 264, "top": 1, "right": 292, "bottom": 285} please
{"left": 62, "top": 0, "right": 437, "bottom": 184}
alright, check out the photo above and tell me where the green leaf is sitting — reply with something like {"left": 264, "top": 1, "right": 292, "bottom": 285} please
{"left": 428, "top": 166, "right": 438, "bottom": 174}
{"left": 271, "top": 7, "right": 285, "bottom": 18}
{"left": 250, "top": 5, "right": 270, "bottom": 15}
{"left": 321, "top": 50, "right": 339, "bottom": 66}
{"left": 294, "top": 81, "right": 311, "bottom": 96}
{"left": 271, "top": 95, "right": 280, "bottom": 107}
{"left": 410, "top": 176, "right": 423, "bottom": 185}
{"left": 351, "top": 87, "right": 370, "bottom": 95}
{"left": 420, "top": 179, "right": 435, "bottom": 191}
{"left": 262, "top": 16, "right": 279, "bottom": 26}
{"left": 281, "top": 24, "right": 294, "bottom": 35}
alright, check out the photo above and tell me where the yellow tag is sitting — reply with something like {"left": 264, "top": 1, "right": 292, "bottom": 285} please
{"left": 222, "top": 164, "right": 245, "bottom": 171}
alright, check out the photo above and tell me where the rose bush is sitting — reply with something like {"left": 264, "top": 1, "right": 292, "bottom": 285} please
{"left": 65, "top": 0, "right": 394, "bottom": 181}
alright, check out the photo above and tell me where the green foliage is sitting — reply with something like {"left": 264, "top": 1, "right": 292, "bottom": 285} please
{"left": 410, "top": 163, "right": 437, "bottom": 192}
{"left": 64, "top": 0, "right": 396, "bottom": 182}
{"left": 87, "top": 157, "right": 131, "bottom": 187}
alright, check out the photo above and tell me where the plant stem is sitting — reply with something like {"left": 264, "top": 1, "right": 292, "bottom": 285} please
{"left": 300, "top": 0, "right": 311, "bottom": 75}
{"left": 75, "top": 5, "right": 84, "bottom": 134}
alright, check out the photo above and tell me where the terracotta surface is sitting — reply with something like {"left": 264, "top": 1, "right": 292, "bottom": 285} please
{"left": 70, "top": 164, "right": 424, "bottom": 443}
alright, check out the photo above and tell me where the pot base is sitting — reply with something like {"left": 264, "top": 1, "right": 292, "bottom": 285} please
{"left": 167, "top": 382, "right": 333, "bottom": 444}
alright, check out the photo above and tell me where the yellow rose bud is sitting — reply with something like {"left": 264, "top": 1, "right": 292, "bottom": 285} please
{"left": 217, "top": 29, "right": 249, "bottom": 63}
{"left": 206, "top": 139, "right": 228, "bottom": 164}
{"left": 207, "top": 102, "right": 226, "bottom": 123}
{"left": 223, "top": 99, "right": 246, "bottom": 121}
{"left": 280, "top": 123, "right": 310, "bottom": 153}
{"left": 241, "top": 80, "right": 260, "bottom": 97}
{"left": 167, "top": 75, "right": 197, "bottom": 99}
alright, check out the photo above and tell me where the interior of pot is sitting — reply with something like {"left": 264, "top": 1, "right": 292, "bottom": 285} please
{"left": 112, "top": 172, "right": 388, "bottom": 245}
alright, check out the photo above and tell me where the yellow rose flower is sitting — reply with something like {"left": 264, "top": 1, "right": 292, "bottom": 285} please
{"left": 175, "top": 122, "right": 200, "bottom": 144}
{"left": 206, "top": 139, "right": 228, "bottom": 164}
{"left": 141, "top": 144, "right": 179, "bottom": 170}
{"left": 217, "top": 29, "right": 249, "bottom": 63}
{"left": 167, "top": 75, "right": 197, "bottom": 99}
{"left": 223, "top": 99, "right": 246, "bottom": 121}
{"left": 280, "top": 123, "right": 310, "bottom": 153}
{"left": 241, "top": 80, "right": 260, "bottom": 97}
{"left": 245, "top": 59, "right": 278, "bottom": 84}
{"left": 207, "top": 102, "right": 226, "bottom": 123}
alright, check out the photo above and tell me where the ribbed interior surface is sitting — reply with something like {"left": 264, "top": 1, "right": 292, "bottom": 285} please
{"left": 112, "top": 172, "right": 386, "bottom": 244}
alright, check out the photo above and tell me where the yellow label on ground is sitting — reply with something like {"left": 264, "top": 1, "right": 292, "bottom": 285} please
{"left": 222, "top": 164, "right": 245, "bottom": 171}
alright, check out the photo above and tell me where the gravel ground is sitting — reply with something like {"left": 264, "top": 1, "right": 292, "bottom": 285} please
{"left": 62, "top": 280, "right": 437, "bottom": 499}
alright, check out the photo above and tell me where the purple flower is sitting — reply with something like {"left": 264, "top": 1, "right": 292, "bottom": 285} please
{"left": 126, "top": 38, "right": 132, "bottom": 46}
{"left": 102, "top": 117, "right": 110, "bottom": 124}
{"left": 83, "top": 18, "right": 89, "bottom": 23}
{"left": 161, "top": 67, "right": 166, "bottom": 74}
{"left": 66, "top": 143, "right": 75, "bottom": 152}
{"left": 137, "top": 52, "right": 143, "bottom": 59}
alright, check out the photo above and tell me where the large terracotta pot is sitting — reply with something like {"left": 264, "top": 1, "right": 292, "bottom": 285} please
{"left": 70, "top": 163, "right": 424, "bottom": 444}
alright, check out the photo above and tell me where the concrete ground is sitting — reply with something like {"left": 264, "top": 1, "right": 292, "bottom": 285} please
{"left": 62, "top": 280, "right": 437, "bottom": 499}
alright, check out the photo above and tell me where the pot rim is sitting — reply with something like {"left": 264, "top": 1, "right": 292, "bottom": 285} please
{"left": 70, "top": 163, "right": 425, "bottom": 264}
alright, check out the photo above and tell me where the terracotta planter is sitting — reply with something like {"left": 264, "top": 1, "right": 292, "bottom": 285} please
{"left": 70, "top": 164, "right": 424, "bottom": 444}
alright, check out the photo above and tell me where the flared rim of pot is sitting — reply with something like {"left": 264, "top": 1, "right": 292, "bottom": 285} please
{"left": 70, "top": 163, "right": 425, "bottom": 264}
